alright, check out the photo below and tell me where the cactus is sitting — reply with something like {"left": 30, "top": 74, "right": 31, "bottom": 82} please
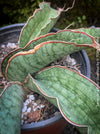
{"left": 0, "top": 1, "right": 100, "bottom": 134}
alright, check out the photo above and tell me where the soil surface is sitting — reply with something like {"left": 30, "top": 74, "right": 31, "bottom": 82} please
{"left": 21, "top": 91, "right": 59, "bottom": 125}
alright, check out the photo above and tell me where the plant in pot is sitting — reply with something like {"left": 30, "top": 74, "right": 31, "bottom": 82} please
{"left": 0, "top": 24, "right": 92, "bottom": 134}
{"left": 0, "top": 1, "right": 100, "bottom": 134}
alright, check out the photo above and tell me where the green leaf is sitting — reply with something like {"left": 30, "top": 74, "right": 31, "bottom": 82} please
{"left": 1, "top": 48, "right": 21, "bottom": 77}
{"left": 2, "top": 29, "right": 99, "bottom": 78}
{"left": 19, "top": 2, "right": 61, "bottom": 48}
{"left": 24, "top": 66, "right": 100, "bottom": 134}
{"left": 0, "top": 83, "right": 24, "bottom": 134}
{"left": 23, "top": 29, "right": 99, "bottom": 51}
{"left": 82, "top": 15, "right": 86, "bottom": 20}
{"left": 76, "top": 28, "right": 100, "bottom": 43}
{"left": 5, "top": 30, "right": 100, "bottom": 82}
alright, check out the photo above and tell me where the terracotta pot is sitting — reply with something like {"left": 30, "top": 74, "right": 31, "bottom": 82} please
{"left": 0, "top": 23, "right": 91, "bottom": 134}
{"left": 21, "top": 114, "right": 66, "bottom": 134}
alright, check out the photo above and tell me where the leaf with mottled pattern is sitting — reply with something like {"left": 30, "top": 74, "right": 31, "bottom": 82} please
{"left": 19, "top": 2, "right": 61, "bottom": 48}
{"left": 0, "top": 83, "right": 24, "bottom": 134}
{"left": 23, "top": 66, "right": 100, "bottom": 134}
{"left": 4, "top": 30, "right": 100, "bottom": 82}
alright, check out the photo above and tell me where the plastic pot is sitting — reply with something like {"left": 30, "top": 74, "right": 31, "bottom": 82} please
{"left": 0, "top": 23, "right": 91, "bottom": 134}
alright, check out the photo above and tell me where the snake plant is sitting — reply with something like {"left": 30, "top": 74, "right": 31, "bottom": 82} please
{"left": 0, "top": 2, "right": 100, "bottom": 134}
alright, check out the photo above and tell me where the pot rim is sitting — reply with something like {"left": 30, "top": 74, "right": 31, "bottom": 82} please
{"left": 21, "top": 112, "right": 62, "bottom": 130}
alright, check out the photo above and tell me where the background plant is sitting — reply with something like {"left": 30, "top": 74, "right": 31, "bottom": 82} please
{"left": 0, "top": 0, "right": 100, "bottom": 28}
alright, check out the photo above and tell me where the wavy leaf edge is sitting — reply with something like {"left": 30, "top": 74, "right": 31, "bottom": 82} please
{"left": 18, "top": 1, "right": 61, "bottom": 48}
{"left": 5, "top": 32, "right": 100, "bottom": 81}
{"left": 2, "top": 29, "right": 100, "bottom": 80}
{"left": 24, "top": 29, "right": 99, "bottom": 49}
{"left": 1, "top": 48, "right": 21, "bottom": 77}
{"left": 25, "top": 65, "right": 100, "bottom": 134}
{"left": 0, "top": 81, "right": 30, "bottom": 98}
{"left": 0, "top": 81, "right": 22, "bottom": 98}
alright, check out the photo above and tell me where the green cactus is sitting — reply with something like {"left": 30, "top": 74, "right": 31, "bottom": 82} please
{"left": 0, "top": 1, "right": 100, "bottom": 134}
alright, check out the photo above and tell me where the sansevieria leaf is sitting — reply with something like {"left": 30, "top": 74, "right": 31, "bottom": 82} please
{"left": 23, "top": 66, "right": 100, "bottom": 134}
{"left": 1, "top": 29, "right": 98, "bottom": 77}
{"left": 1, "top": 29, "right": 100, "bottom": 79}
{"left": 76, "top": 28, "right": 100, "bottom": 43}
{"left": 4, "top": 31, "right": 100, "bottom": 82}
{"left": 19, "top": 2, "right": 61, "bottom": 48}
{"left": 1, "top": 49, "right": 21, "bottom": 77}
{"left": 0, "top": 83, "right": 24, "bottom": 134}
{"left": 23, "top": 29, "right": 100, "bottom": 51}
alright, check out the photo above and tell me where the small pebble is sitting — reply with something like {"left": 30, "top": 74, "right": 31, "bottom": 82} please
{"left": 24, "top": 121, "right": 28, "bottom": 124}
{"left": 33, "top": 108, "right": 37, "bottom": 112}
{"left": 37, "top": 106, "right": 40, "bottom": 109}
{"left": 24, "top": 99, "right": 31, "bottom": 105}
{"left": 1, "top": 45, "right": 5, "bottom": 48}
{"left": 66, "top": 55, "right": 76, "bottom": 66}
{"left": 23, "top": 102, "right": 27, "bottom": 106}
{"left": 29, "top": 95, "right": 35, "bottom": 101}
{"left": 22, "top": 105, "right": 27, "bottom": 113}
{"left": 40, "top": 105, "right": 45, "bottom": 108}
{"left": 70, "top": 58, "right": 76, "bottom": 65}
{"left": 37, "top": 105, "right": 45, "bottom": 109}
{"left": 27, "top": 107, "right": 31, "bottom": 113}
{"left": 34, "top": 102, "right": 37, "bottom": 106}
{"left": 21, "top": 114, "right": 24, "bottom": 118}
{"left": 7, "top": 42, "right": 17, "bottom": 48}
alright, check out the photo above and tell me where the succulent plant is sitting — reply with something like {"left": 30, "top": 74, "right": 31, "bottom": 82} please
{"left": 0, "top": 2, "right": 100, "bottom": 134}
